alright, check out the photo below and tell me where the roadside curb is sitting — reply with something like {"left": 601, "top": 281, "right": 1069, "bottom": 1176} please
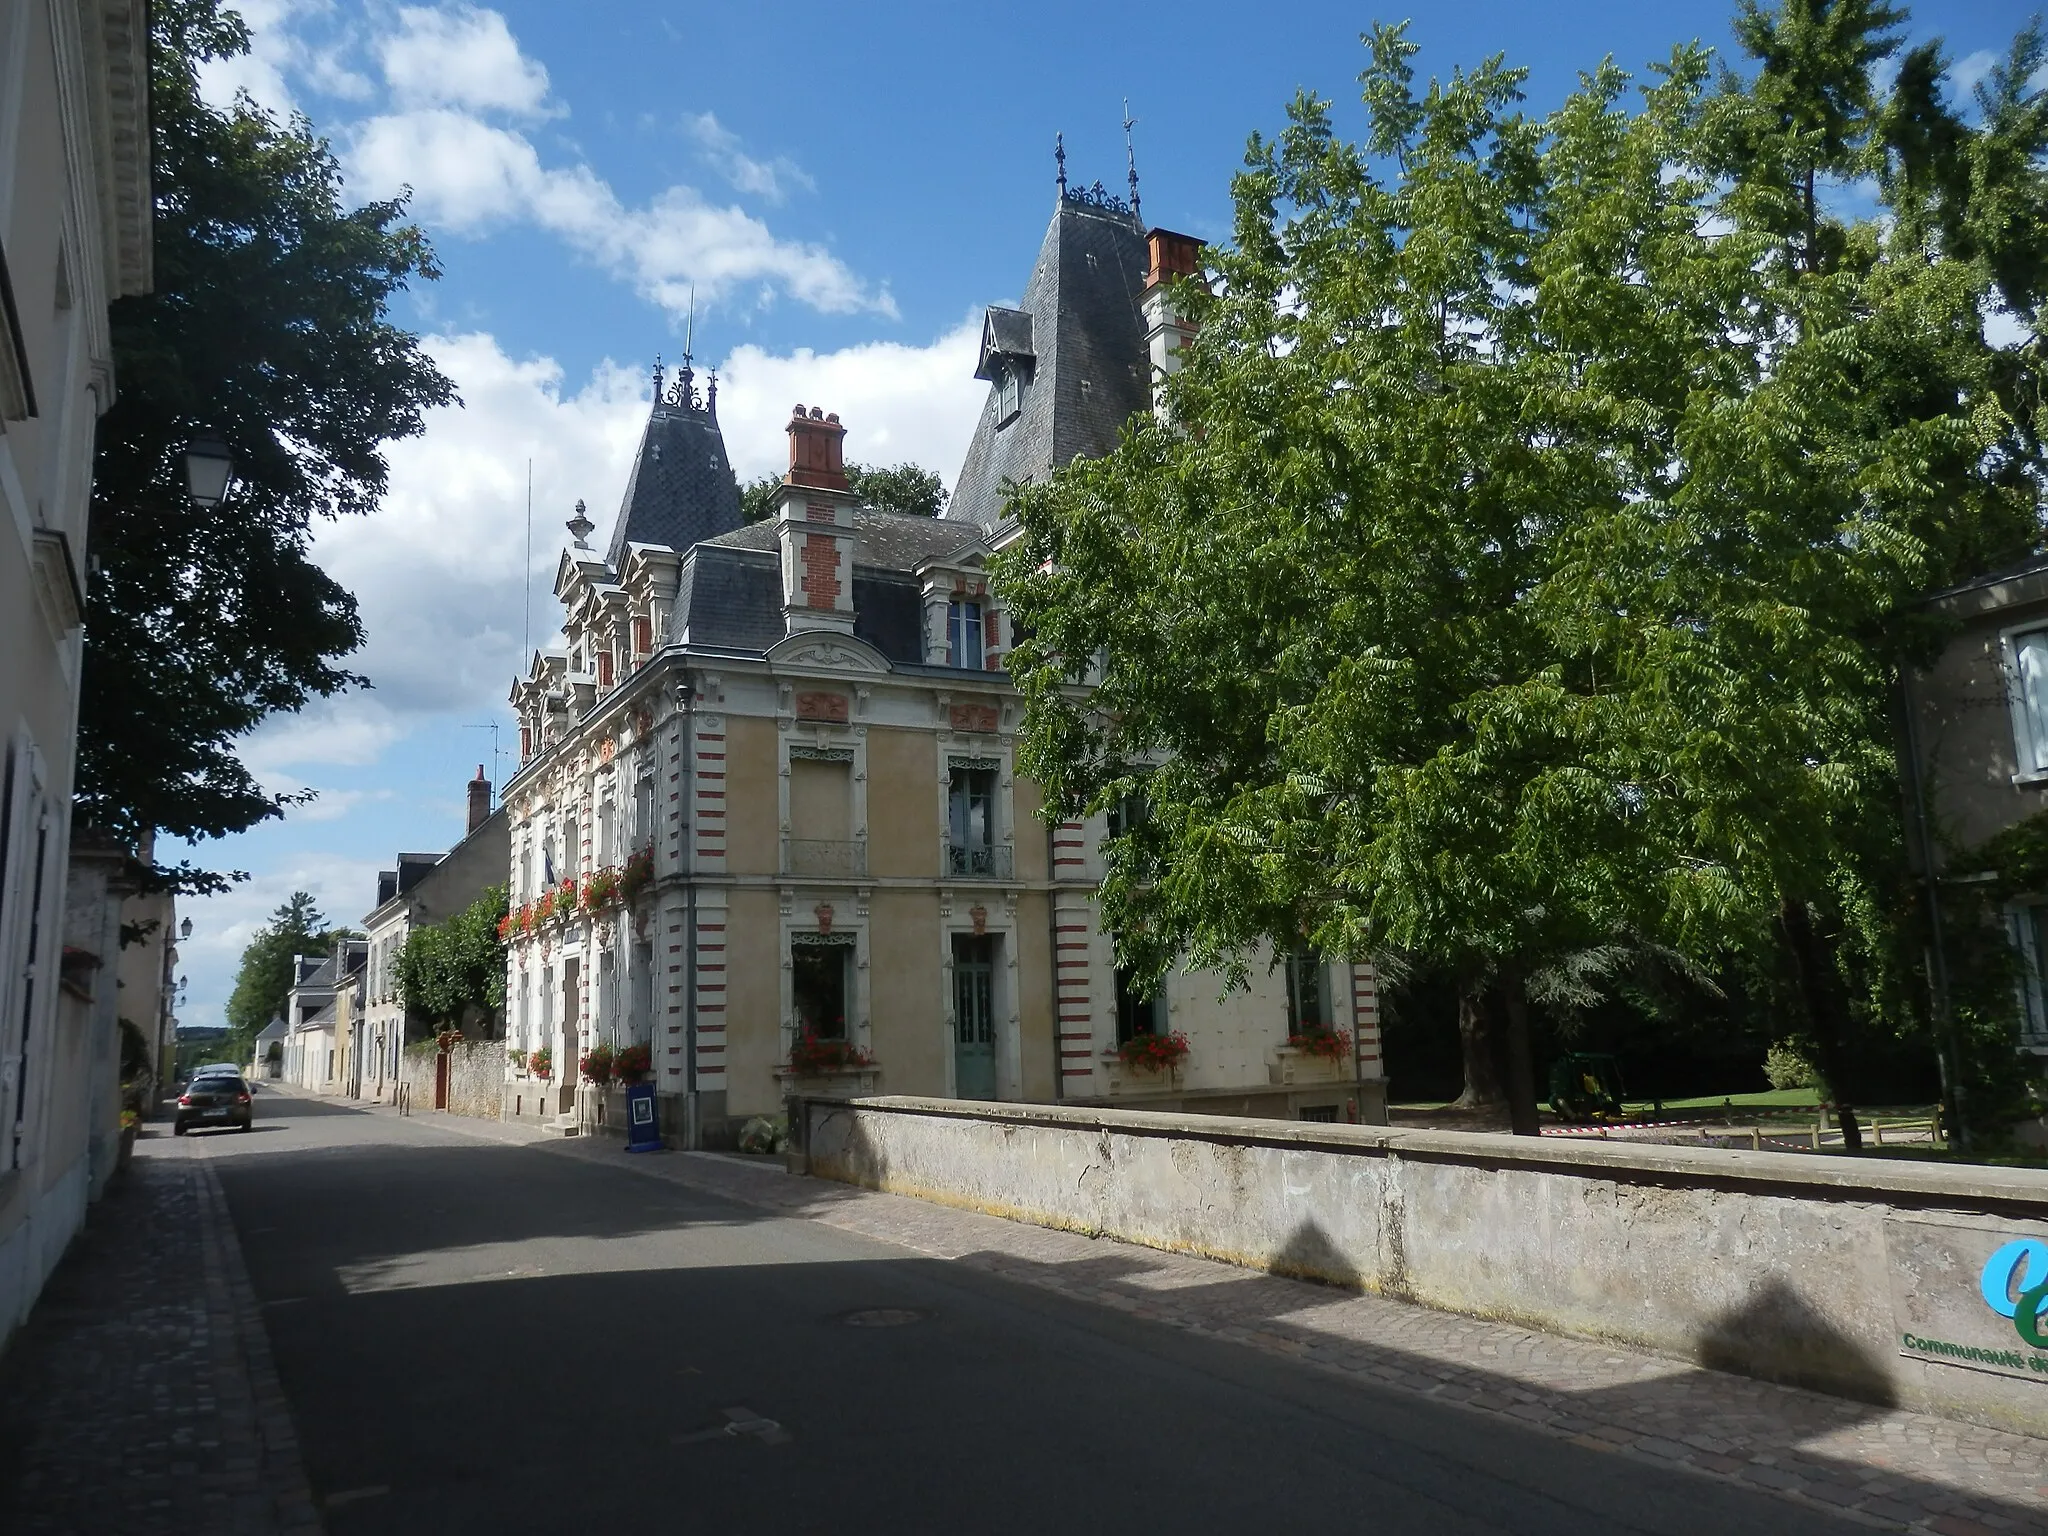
{"left": 188, "top": 1143, "right": 325, "bottom": 1535}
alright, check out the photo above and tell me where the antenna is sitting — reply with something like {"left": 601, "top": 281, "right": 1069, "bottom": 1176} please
{"left": 1123, "top": 99, "right": 1141, "bottom": 224}
{"left": 522, "top": 458, "right": 532, "bottom": 664}
{"left": 465, "top": 722, "right": 505, "bottom": 789}
{"left": 683, "top": 286, "right": 695, "bottom": 370}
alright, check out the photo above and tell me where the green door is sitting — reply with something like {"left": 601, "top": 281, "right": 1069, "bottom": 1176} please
{"left": 952, "top": 935, "right": 997, "bottom": 1100}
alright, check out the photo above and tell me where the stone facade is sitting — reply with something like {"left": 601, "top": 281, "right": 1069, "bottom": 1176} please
{"left": 499, "top": 198, "right": 1387, "bottom": 1148}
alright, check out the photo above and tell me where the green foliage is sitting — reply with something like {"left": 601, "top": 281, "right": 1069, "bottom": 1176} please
{"left": 1764, "top": 1040, "right": 1822, "bottom": 1091}
{"left": 739, "top": 461, "right": 947, "bottom": 523}
{"left": 223, "top": 892, "right": 350, "bottom": 1055}
{"left": 77, "top": 0, "right": 454, "bottom": 889}
{"left": 394, "top": 885, "right": 508, "bottom": 1032}
{"left": 998, "top": 6, "right": 2048, "bottom": 1138}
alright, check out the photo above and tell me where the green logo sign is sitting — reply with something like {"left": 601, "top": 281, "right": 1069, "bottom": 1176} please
{"left": 1981, "top": 1239, "right": 2048, "bottom": 1347}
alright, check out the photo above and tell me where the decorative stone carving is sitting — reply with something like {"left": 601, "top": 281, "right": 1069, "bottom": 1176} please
{"left": 796, "top": 690, "right": 850, "bottom": 723}
{"left": 949, "top": 703, "right": 998, "bottom": 734}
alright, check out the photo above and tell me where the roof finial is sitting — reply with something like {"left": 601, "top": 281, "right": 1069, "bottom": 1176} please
{"left": 1055, "top": 131, "right": 1067, "bottom": 198}
{"left": 1123, "top": 99, "right": 1142, "bottom": 225}
{"left": 566, "top": 497, "right": 594, "bottom": 551}
{"left": 651, "top": 353, "right": 664, "bottom": 402}
{"left": 707, "top": 369, "right": 717, "bottom": 414}
{"left": 682, "top": 285, "right": 695, "bottom": 373}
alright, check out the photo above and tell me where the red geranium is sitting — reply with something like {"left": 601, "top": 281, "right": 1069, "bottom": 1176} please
{"left": 1115, "top": 1031, "right": 1191, "bottom": 1072}
{"left": 1286, "top": 1028, "right": 1353, "bottom": 1060}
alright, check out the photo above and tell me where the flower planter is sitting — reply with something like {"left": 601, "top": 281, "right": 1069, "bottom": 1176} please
{"left": 775, "top": 1063, "right": 882, "bottom": 1100}
{"left": 1268, "top": 1046, "right": 1352, "bottom": 1086}
{"left": 1101, "top": 1056, "right": 1179, "bottom": 1096}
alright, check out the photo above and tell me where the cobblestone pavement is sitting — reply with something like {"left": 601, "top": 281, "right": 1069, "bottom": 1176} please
{"left": 0, "top": 1124, "right": 320, "bottom": 1536}
{"left": 520, "top": 1131, "right": 2048, "bottom": 1536}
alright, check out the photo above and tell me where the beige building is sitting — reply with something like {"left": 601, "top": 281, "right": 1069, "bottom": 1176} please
{"left": 502, "top": 187, "right": 1386, "bottom": 1145}
{"left": 358, "top": 769, "right": 510, "bottom": 1101}
{"left": 0, "top": 0, "right": 153, "bottom": 1347}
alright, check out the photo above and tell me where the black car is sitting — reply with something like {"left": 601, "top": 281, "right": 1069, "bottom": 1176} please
{"left": 174, "top": 1074, "right": 253, "bottom": 1134}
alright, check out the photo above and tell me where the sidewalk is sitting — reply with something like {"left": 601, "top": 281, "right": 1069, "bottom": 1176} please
{"left": 540, "top": 1133, "right": 2048, "bottom": 1536}
{"left": 0, "top": 1126, "right": 319, "bottom": 1536}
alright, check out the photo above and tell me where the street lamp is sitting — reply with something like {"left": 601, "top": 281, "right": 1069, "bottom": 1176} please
{"left": 183, "top": 437, "right": 234, "bottom": 510}
{"left": 180, "top": 916, "right": 193, "bottom": 941}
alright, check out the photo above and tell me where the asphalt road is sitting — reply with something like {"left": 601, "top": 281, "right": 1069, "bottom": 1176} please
{"left": 197, "top": 1090, "right": 1868, "bottom": 1536}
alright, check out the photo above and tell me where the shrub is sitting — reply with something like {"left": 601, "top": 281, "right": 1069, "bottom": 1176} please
{"left": 1764, "top": 1040, "right": 1821, "bottom": 1092}
{"left": 738, "top": 1115, "right": 787, "bottom": 1155}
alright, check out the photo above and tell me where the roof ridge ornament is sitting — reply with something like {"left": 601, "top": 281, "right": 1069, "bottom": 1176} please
{"left": 1054, "top": 131, "right": 1066, "bottom": 197}
{"left": 567, "top": 497, "right": 595, "bottom": 550}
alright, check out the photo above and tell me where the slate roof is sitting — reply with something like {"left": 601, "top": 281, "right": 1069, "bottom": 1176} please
{"left": 660, "top": 510, "right": 986, "bottom": 665}
{"left": 603, "top": 368, "right": 743, "bottom": 567}
{"left": 947, "top": 195, "right": 1152, "bottom": 528}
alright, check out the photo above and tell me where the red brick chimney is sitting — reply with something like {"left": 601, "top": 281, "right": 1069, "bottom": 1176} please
{"left": 1143, "top": 228, "right": 1203, "bottom": 291}
{"left": 467, "top": 765, "right": 491, "bottom": 833}
{"left": 784, "top": 404, "right": 849, "bottom": 492}
{"left": 1141, "top": 228, "right": 1206, "bottom": 415}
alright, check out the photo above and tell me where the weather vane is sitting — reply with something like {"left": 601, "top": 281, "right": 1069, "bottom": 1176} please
{"left": 1124, "top": 100, "right": 1142, "bottom": 225}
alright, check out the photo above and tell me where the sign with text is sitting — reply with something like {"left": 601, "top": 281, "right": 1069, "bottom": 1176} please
{"left": 1887, "top": 1215, "right": 2048, "bottom": 1382}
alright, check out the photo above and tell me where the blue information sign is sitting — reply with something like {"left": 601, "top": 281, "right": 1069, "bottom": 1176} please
{"left": 624, "top": 1081, "right": 664, "bottom": 1153}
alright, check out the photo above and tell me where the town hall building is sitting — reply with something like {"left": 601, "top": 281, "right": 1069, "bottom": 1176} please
{"left": 500, "top": 177, "right": 1387, "bottom": 1145}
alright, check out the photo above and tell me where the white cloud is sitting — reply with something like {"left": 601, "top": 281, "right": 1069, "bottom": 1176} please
{"left": 684, "top": 112, "right": 815, "bottom": 204}
{"left": 376, "top": 4, "right": 553, "bottom": 118}
{"left": 710, "top": 318, "right": 985, "bottom": 484}
{"left": 1953, "top": 49, "right": 2000, "bottom": 98}
{"left": 174, "top": 852, "right": 387, "bottom": 1030}
{"left": 345, "top": 110, "right": 893, "bottom": 318}
{"left": 196, "top": 0, "right": 370, "bottom": 116}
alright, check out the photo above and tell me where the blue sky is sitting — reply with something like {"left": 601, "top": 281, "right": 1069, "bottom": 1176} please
{"left": 167, "top": 0, "right": 2039, "bottom": 1031}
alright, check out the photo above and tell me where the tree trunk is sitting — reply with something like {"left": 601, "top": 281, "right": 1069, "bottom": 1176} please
{"left": 1452, "top": 984, "right": 1508, "bottom": 1117}
{"left": 1779, "top": 898, "right": 1865, "bottom": 1154}
{"left": 1498, "top": 975, "right": 1543, "bottom": 1138}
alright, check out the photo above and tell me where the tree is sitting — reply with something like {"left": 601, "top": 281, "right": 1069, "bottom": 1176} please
{"left": 999, "top": 8, "right": 2046, "bottom": 1138}
{"left": 394, "top": 885, "right": 508, "bottom": 1036}
{"left": 739, "top": 461, "right": 947, "bottom": 523}
{"left": 77, "top": 0, "right": 454, "bottom": 889}
{"left": 223, "top": 893, "right": 352, "bottom": 1055}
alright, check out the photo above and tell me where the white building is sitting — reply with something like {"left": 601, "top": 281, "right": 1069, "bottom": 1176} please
{"left": 0, "top": 0, "right": 154, "bottom": 1349}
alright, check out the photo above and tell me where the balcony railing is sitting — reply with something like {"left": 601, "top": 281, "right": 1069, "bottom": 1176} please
{"left": 786, "top": 839, "right": 866, "bottom": 877}
{"left": 946, "top": 842, "right": 1013, "bottom": 879}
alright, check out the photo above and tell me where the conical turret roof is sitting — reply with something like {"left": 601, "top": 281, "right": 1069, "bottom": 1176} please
{"left": 604, "top": 363, "right": 743, "bottom": 565}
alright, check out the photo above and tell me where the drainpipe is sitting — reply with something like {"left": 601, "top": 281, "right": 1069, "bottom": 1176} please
{"left": 680, "top": 672, "right": 700, "bottom": 1148}
{"left": 1899, "top": 664, "right": 1969, "bottom": 1152}
{"left": 1047, "top": 816, "right": 1063, "bottom": 1099}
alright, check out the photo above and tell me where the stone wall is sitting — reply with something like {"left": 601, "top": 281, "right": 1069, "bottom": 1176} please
{"left": 399, "top": 1042, "right": 504, "bottom": 1121}
{"left": 800, "top": 1095, "right": 2048, "bottom": 1439}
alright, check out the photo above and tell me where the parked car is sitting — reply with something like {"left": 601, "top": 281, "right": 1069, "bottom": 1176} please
{"left": 174, "top": 1074, "right": 253, "bottom": 1135}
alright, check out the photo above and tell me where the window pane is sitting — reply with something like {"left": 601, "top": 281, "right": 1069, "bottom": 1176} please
{"left": 2018, "top": 631, "right": 2048, "bottom": 772}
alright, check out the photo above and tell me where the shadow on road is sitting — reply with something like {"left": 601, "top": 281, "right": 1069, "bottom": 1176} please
{"left": 186, "top": 1098, "right": 2041, "bottom": 1536}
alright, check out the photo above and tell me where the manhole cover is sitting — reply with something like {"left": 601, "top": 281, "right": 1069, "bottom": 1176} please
{"left": 841, "top": 1308, "right": 929, "bottom": 1328}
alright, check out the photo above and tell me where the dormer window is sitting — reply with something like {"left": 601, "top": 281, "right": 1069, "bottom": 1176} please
{"left": 948, "top": 599, "right": 984, "bottom": 669}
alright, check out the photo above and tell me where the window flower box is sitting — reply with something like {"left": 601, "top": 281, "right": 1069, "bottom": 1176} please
{"left": 1271, "top": 1028, "right": 1353, "bottom": 1084}
{"left": 777, "top": 1033, "right": 879, "bottom": 1098}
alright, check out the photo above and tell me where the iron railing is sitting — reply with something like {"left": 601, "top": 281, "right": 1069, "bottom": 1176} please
{"left": 946, "top": 842, "right": 1013, "bottom": 879}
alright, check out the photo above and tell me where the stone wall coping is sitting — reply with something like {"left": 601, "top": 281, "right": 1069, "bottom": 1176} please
{"left": 813, "top": 1095, "right": 2048, "bottom": 1213}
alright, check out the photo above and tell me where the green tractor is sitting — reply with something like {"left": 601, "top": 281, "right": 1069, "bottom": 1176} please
{"left": 1548, "top": 1051, "right": 1626, "bottom": 1123}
